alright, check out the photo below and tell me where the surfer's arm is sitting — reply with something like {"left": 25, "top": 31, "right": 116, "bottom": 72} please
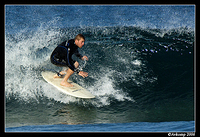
{"left": 74, "top": 49, "right": 83, "bottom": 59}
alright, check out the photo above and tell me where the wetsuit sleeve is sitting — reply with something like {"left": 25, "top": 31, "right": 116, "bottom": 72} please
{"left": 74, "top": 49, "right": 83, "bottom": 59}
{"left": 70, "top": 50, "right": 81, "bottom": 73}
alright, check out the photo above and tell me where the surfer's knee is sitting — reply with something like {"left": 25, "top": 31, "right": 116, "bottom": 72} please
{"left": 74, "top": 61, "right": 79, "bottom": 68}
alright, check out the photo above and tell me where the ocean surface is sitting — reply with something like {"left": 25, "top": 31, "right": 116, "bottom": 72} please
{"left": 5, "top": 5, "right": 195, "bottom": 132}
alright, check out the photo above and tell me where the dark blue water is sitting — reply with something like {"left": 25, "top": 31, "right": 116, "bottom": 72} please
{"left": 6, "top": 121, "right": 195, "bottom": 132}
{"left": 5, "top": 5, "right": 195, "bottom": 132}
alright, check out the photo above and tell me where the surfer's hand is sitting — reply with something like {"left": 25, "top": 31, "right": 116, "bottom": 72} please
{"left": 78, "top": 71, "right": 88, "bottom": 78}
{"left": 81, "top": 56, "right": 88, "bottom": 61}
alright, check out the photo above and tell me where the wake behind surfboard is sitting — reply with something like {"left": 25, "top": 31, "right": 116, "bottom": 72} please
{"left": 41, "top": 71, "right": 95, "bottom": 99}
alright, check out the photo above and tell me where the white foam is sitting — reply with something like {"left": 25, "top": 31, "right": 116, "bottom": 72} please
{"left": 6, "top": 21, "right": 138, "bottom": 107}
{"left": 5, "top": 18, "right": 64, "bottom": 103}
{"left": 87, "top": 69, "right": 135, "bottom": 107}
{"left": 131, "top": 60, "right": 141, "bottom": 66}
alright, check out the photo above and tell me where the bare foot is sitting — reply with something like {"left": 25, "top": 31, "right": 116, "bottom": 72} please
{"left": 54, "top": 74, "right": 62, "bottom": 78}
{"left": 60, "top": 80, "right": 74, "bottom": 87}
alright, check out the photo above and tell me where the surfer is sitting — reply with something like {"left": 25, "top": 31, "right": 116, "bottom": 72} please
{"left": 50, "top": 34, "right": 88, "bottom": 87}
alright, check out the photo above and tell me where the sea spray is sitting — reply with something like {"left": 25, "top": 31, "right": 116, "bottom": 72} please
{"left": 5, "top": 6, "right": 194, "bottom": 128}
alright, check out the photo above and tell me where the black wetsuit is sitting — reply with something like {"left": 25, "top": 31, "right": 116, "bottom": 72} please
{"left": 50, "top": 39, "right": 83, "bottom": 73}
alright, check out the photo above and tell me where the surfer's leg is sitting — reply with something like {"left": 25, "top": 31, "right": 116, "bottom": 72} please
{"left": 59, "top": 68, "right": 68, "bottom": 75}
{"left": 60, "top": 62, "right": 79, "bottom": 87}
{"left": 53, "top": 67, "right": 68, "bottom": 78}
{"left": 60, "top": 68, "right": 74, "bottom": 87}
{"left": 53, "top": 70, "right": 67, "bottom": 78}
{"left": 74, "top": 61, "right": 79, "bottom": 68}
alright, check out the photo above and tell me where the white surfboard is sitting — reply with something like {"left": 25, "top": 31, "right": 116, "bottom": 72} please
{"left": 41, "top": 71, "right": 95, "bottom": 99}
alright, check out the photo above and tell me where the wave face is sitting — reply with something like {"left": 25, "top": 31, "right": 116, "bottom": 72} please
{"left": 5, "top": 5, "right": 194, "bottom": 127}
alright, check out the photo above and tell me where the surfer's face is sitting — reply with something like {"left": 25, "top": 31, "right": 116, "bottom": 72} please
{"left": 75, "top": 38, "right": 85, "bottom": 48}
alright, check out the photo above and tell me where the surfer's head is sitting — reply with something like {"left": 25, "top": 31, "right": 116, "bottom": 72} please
{"left": 75, "top": 34, "right": 85, "bottom": 48}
